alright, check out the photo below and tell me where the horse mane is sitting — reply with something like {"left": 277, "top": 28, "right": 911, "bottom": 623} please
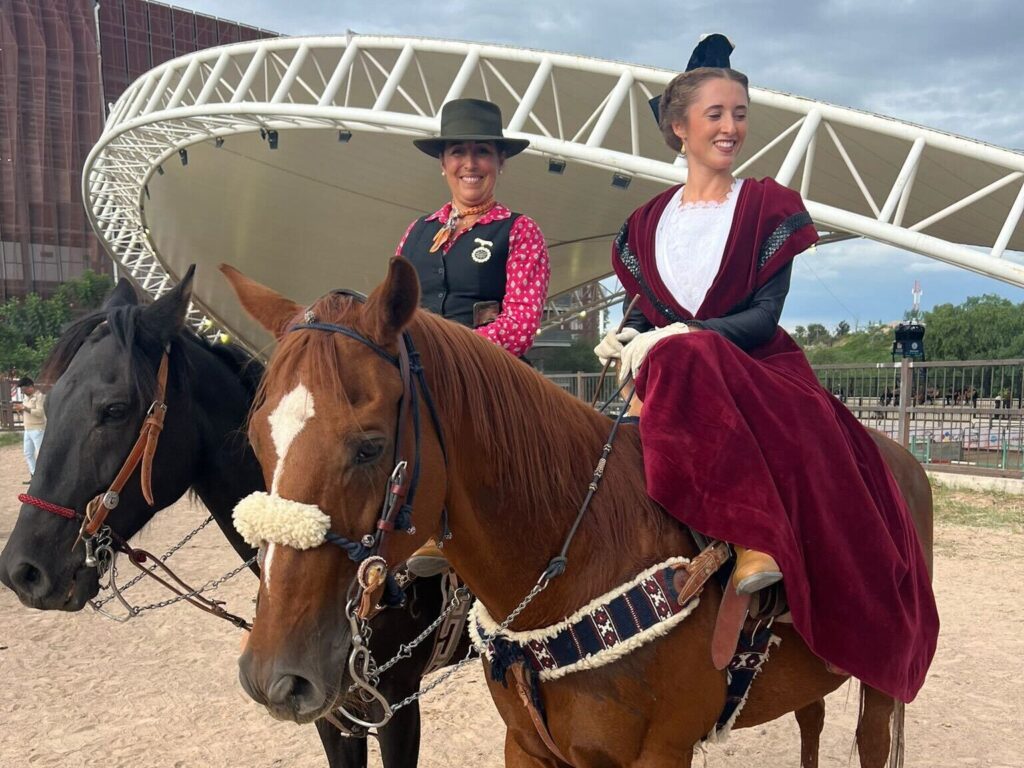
{"left": 259, "top": 292, "right": 666, "bottom": 560}
{"left": 42, "top": 304, "right": 263, "bottom": 405}
{"left": 412, "top": 312, "right": 668, "bottom": 558}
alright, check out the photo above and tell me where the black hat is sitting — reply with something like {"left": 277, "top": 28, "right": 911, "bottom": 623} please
{"left": 686, "top": 33, "right": 734, "bottom": 71}
{"left": 413, "top": 98, "right": 530, "bottom": 158}
{"left": 650, "top": 33, "right": 736, "bottom": 123}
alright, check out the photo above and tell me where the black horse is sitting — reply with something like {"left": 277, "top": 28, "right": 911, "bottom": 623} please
{"left": 0, "top": 269, "right": 467, "bottom": 767}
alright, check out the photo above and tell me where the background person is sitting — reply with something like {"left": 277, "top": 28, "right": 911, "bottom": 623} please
{"left": 13, "top": 376, "right": 45, "bottom": 483}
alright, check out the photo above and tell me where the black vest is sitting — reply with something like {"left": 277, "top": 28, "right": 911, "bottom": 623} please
{"left": 400, "top": 213, "right": 520, "bottom": 328}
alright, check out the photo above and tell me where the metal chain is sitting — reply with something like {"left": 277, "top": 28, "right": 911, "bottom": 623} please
{"left": 128, "top": 555, "right": 257, "bottom": 617}
{"left": 372, "top": 585, "right": 472, "bottom": 678}
{"left": 92, "top": 515, "right": 217, "bottom": 610}
{"left": 388, "top": 572, "right": 554, "bottom": 714}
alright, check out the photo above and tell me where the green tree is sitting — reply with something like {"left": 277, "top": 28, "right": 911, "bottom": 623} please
{"left": 835, "top": 320, "right": 850, "bottom": 337}
{"left": 923, "top": 294, "right": 1024, "bottom": 360}
{"left": 802, "top": 325, "right": 893, "bottom": 364}
{"left": 0, "top": 270, "right": 114, "bottom": 378}
{"left": 805, "top": 323, "right": 831, "bottom": 346}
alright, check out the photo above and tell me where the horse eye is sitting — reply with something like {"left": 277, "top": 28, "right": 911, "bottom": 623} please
{"left": 102, "top": 403, "right": 129, "bottom": 422}
{"left": 354, "top": 440, "right": 384, "bottom": 465}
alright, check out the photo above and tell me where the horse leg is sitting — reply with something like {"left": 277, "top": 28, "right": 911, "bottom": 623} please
{"left": 377, "top": 698, "right": 422, "bottom": 768}
{"left": 315, "top": 718, "right": 368, "bottom": 768}
{"left": 794, "top": 698, "right": 825, "bottom": 768}
{"left": 855, "top": 684, "right": 897, "bottom": 768}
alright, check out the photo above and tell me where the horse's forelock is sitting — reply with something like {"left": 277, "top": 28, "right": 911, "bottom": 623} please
{"left": 43, "top": 303, "right": 248, "bottom": 414}
{"left": 40, "top": 309, "right": 108, "bottom": 384}
{"left": 254, "top": 291, "right": 376, "bottom": 417}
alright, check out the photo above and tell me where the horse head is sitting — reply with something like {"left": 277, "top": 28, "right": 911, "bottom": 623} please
{"left": 222, "top": 258, "right": 449, "bottom": 724}
{"left": 0, "top": 268, "right": 205, "bottom": 610}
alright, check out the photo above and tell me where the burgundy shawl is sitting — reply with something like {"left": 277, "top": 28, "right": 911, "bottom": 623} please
{"left": 613, "top": 178, "right": 938, "bottom": 702}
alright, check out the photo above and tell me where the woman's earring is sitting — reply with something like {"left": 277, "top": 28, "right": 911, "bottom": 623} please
{"left": 679, "top": 142, "right": 687, "bottom": 157}
{"left": 441, "top": 170, "right": 446, "bottom": 176}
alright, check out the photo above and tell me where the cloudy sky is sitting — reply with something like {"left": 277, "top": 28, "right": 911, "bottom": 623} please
{"left": 179, "top": 0, "right": 1024, "bottom": 328}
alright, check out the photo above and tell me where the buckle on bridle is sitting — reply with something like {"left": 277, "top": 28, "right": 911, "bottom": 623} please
{"left": 356, "top": 556, "right": 388, "bottom": 591}
{"left": 101, "top": 491, "right": 120, "bottom": 510}
{"left": 146, "top": 401, "right": 167, "bottom": 417}
{"left": 388, "top": 461, "right": 408, "bottom": 495}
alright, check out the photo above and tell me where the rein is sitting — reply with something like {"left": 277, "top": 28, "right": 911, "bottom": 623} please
{"left": 17, "top": 348, "right": 252, "bottom": 631}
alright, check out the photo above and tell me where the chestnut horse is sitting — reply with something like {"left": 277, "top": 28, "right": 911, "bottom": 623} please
{"left": 224, "top": 258, "right": 932, "bottom": 767}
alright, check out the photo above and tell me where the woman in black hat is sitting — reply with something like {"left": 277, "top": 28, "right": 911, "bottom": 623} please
{"left": 395, "top": 98, "right": 549, "bottom": 358}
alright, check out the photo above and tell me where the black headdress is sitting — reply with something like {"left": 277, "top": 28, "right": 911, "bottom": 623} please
{"left": 650, "top": 34, "right": 736, "bottom": 122}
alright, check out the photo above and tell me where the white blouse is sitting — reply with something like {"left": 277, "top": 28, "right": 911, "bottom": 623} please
{"left": 654, "top": 178, "right": 744, "bottom": 315}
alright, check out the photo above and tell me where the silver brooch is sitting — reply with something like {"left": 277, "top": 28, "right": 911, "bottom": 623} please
{"left": 471, "top": 238, "right": 493, "bottom": 264}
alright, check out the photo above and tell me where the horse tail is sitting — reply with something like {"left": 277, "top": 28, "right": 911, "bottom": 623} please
{"left": 888, "top": 699, "right": 906, "bottom": 768}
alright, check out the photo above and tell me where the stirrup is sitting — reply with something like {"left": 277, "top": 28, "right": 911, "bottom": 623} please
{"left": 735, "top": 570, "right": 783, "bottom": 595}
{"left": 732, "top": 546, "right": 782, "bottom": 595}
{"left": 406, "top": 539, "right": 450, "bottom": 578}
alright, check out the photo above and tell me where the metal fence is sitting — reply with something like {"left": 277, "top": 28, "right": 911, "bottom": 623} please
{"left": 812, "top": 359, "right": 1024, "bottom": 476}
{"left": 546, "top": 359, "right": 1024, "bottom": 477}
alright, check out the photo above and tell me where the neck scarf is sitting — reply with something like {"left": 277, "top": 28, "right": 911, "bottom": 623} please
{"left": 429, "top": 199, "right": 497, "bottom": 254}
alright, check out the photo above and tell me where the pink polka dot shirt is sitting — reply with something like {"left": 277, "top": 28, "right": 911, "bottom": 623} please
{"left": 396, "top": 202, "right": 550, "bottom": 357}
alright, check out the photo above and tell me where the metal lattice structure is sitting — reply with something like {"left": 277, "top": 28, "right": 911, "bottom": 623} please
{"left": 83, "top": 34, "right": 1024, "bottom": 349}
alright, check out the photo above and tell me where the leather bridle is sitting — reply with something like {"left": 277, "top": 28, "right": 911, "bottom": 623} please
{"left": 18, "top": 348, "right": 251, "bottom": 629}
{"left": 287, "top": 289, "right": 448, "bottom": 621}
{"left": 19, "top": 349, "right": 170, "bottom": 552}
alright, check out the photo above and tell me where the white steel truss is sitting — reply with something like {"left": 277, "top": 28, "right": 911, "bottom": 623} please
{"left": 83, "top": 35, "right": 1024, "bottom": 340}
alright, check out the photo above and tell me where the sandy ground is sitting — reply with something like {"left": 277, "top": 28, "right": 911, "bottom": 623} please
{"left": 1, "top": 442, "right": 1021, "bottom": 767}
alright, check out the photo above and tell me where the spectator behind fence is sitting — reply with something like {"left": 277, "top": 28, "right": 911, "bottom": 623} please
{"left": 14, "top": 377, "right": 46, "bottom": 483}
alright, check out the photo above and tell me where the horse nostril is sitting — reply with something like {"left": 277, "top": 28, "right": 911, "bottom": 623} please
{"left": 266, "top": 673, "right": 324, "bottom": 719}
{"left": 11, "top": 560, "right": 48, "bottom": 598}
{"left": 267, "top": 673, "right": 299, "bottom": 705}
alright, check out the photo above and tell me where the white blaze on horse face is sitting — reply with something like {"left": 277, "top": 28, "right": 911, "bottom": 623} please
{"left": 262, "top": 383, "right": 316, "bottom": 592}
{"left": 263, "top": 543, "right": 276, "bottom": 594}
{"left": 268, "top": 383, "right": 317, "bottom": 494}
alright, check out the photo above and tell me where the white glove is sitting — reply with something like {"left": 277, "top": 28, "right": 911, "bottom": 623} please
{"left": 594, "top": 326, "right": 640, "bottom": 365}
{"left": 619, "top": 322, "right": 690, "bottom": 379}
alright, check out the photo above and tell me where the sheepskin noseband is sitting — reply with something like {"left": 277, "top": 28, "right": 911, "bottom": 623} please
{"left": 233, "top": 491, "right": 330, "bottom": 549}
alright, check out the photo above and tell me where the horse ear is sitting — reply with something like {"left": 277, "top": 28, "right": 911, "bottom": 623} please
{"left": 219, "top": 263, "right": 303, "bottom": 340}
{"left": 104, "top": 277, "right": 139, "bottom": 308}
{"left": 141, "top": 264, "right": 196, "bottom": 344}
{"left": 365, "top": 257, "right": 420, "bottom": 343}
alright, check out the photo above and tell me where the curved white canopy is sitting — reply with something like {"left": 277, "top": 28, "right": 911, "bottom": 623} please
{"left": 84, "top": 34, "right": 1024, "bottom": 351}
